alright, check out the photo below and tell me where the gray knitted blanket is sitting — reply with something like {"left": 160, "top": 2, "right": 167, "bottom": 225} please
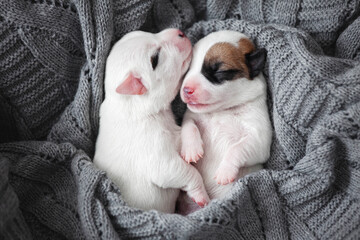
{"left": 1, "top": 0, "right": 360, "bottom": 239}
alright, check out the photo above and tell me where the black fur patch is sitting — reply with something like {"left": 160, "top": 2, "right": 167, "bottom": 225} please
{"left": 245, "top": 48, "right": 267, "bottom": 79}
{"left": 201, "top": 61, "right": 244, "bottom": 85}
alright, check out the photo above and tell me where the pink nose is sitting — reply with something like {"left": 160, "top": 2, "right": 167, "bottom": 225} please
{"left": 178, "top": 30, "right": 185, "bottom": 38}
{"left": 158, "top": 29, "right": 190, "bottom": 53}
{"left": 183, "top": 87, "right": 195, "bottom": 95}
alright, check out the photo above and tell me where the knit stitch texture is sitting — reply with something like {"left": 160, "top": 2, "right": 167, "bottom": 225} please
{"left": 0, "top": 0, "right": 360, "bottom": 239}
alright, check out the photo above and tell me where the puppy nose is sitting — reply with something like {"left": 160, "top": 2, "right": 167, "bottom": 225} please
{"left": 183, "top": 87, "right": 194, "bottom": 95}
{"left": 178, "top": 30, "right": 185, "bottom": 38}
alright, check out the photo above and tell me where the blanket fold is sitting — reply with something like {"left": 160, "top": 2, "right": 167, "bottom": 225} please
{"left": 1, "top": 0, "right": 359, "bottom": 239}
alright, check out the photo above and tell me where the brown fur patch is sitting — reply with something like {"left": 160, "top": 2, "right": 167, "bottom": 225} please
{"left": 204, "top": 38, "right": 255, "bottom": 79}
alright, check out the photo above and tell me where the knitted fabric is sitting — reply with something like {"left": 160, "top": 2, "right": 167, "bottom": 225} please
{"left": 1, "top": 0, "right": 360, "bottom": 239}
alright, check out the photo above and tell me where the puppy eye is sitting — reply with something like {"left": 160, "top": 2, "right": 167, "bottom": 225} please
{"left": 151, "top": 49, "right": 160, "bottom": 70}
{"left": 211, "top": 62, "right": 221, "bottom": 72}
{"left": 214, "top": 69, "right": 240, "bottom": 81}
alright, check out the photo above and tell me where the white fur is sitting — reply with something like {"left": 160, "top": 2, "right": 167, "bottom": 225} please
{"left": 94, "top": 29, "right": 209, "bottom": 213}
{"left": 180, "top": 31, "right": 272, "bottom": 201}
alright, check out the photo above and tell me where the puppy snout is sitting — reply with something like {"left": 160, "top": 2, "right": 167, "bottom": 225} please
{"left": 178, "top": 30, "right": 185, "bottom": 38}
{"left": 159, "top": 29, "right": 191, "bottom": 53}
{"left": 183, "top": 87, "right": 195, "bottom": 96}
{"left": 183, "top": 87, "right": 195, "bottom": 100}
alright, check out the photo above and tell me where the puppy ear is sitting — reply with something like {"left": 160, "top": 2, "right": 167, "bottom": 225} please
{"left": 245, "top": 48, "right": 267, "bottom": 79}
{"left": 116, "top": 72, "right": 147, "bottom": 95}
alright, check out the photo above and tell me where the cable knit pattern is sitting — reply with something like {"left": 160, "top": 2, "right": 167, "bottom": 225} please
{"left": 1, "top": 0, "right": 360, "bottom": 239}
{"left": 336, "top": 16, "right": 360, "bottom": 60}
{"left": 0, "top": 0, "right": 84, "bottom": 142}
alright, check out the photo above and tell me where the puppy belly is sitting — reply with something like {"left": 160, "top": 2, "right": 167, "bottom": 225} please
{"left": 94, "top": 154, "right": 179, "bottom": 213}
{"left": 113, "top": 173, "right": 179, "bottom": 213}
{"left": 125, "top": 183, "right": 179, "bottom": 213}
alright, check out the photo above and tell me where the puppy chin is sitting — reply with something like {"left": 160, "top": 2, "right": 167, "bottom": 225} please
{"left": 186, "top": 101, "right": 220, "bottom": 113}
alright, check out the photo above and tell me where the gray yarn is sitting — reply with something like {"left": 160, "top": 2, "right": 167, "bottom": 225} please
{"left": 1, "top": 0, "right": 360, "bottom": 239}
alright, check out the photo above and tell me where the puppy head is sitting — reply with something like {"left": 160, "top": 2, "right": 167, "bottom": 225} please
{"left": 181, "top": 31, "right": 267, "bottom": 113}
{"left": 105, "top": 28, "right": 192, "bottom": 114}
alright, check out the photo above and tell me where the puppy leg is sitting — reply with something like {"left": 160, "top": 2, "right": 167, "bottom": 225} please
{"left": 151, "top": 158, "right": 210, "bottom": 207}
{"left": 181, "top": 118, "right": 204, "bottom": 163}
{"left": 215, "top": 159, "right": 239, "bottom": 185}
{"left": 215, "top": 135, "right": 262, "bottom": 185}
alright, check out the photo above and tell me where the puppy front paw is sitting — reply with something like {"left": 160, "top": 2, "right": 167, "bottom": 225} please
{"left": 187, "top": 187, "right": 210, "bottom": 208}
{"left": 181, "top": 139, "right": 204, "bottom": 164}
{"left": 214, "top": 162, "right": 239, "bottom": 185}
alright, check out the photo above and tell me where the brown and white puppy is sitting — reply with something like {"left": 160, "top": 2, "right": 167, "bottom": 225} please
{"left": 179, "top": 31, "right": 272, "bottom": 214}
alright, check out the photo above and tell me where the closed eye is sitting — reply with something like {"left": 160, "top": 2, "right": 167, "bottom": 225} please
{"left": 214, "top": 69, "right": 241, "bottom": 81}
{"left": 151, "top": 48, "right": 161, "bottom": 70}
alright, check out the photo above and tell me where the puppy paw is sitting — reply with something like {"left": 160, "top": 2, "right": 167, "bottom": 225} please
{"left": 181, "top": 140, "right": 204, "bottom": 164}
{"left": 187, "top": 187, "right": 210, "bottom": 208}
{"left": 214, "top": 162, "right": 239, "bottom": 185}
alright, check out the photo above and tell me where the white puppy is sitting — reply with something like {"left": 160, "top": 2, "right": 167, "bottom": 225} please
{"left": 94, "top": 29, "right": 209, "bottom": 213}
{"left": 180, "top": 31, "right": 272, "bottom": 205}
